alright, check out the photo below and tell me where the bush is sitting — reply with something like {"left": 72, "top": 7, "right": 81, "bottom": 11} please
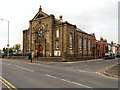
{"left": 9, "top": 53, "right": 23, "bottom": 56}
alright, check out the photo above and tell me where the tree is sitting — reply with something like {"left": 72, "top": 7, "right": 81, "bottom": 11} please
{"left": 9, "top": 47, "right": 13, "bottom": 54}
{"left": 14, "top": 44, "right": 21, "bottom": 54}
{"left": 12, "top": 46, "right": 15, "bottom": 53}
{"left": 3, "top": 47, "right": 5, "bottom": 53}
{"left": 0, "top": 49, "right": 2, "bottom": 53}
{"left": 106, "top": 46, "right": 108, "bottom": 53}
{"left": 4, "top": 48, "right": 8, "bottom": 54}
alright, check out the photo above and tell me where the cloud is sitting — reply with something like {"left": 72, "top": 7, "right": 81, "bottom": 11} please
{"left": 0, "top": 0, "right": 119, "bottom": 49}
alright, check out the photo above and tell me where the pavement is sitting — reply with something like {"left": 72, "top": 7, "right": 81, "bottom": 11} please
{"left": 0, "top": 58, "right": 119, "bottom": 89}
{"left": 103, "top": 63, "right": 119, "bottom": 78}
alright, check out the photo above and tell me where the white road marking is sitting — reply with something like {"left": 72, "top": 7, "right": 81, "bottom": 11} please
{"left": 78, "top": 70, "right": 94, "bottom": 74}
{"left": 2, "top": 63, "right": 10, "bottom": 66}
{"left": 46, "top": 74, "right": 93, "bottom": 88}
{"left": 79, "top": 70, "right": 87, "bottom": 72}
{"left": 60, "top": 78, "right": 92, "bottom": 88}
{"left": 16, "top": 66, "right": 34, "bottom": 72}
{"left": 46, "top": 74, "right": 57, "bottom": 79}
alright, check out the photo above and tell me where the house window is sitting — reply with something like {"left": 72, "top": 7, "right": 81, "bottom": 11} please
{"left": 89, "top": 39, "right": 91, "bottom": 51}
{"left": 69, "top": 32, "right": 72, "bottom": 49}
{"left": 56, "top": 29, "right": 59, "bottom": 38}
{"left": 79, "top": 36, "right": 81, "bottom": 50}
{"left": 84, "top": 38, "right": 86, "bottom": 50}
{"left": 56, "top": 42, "right": 59, "bottom": 50}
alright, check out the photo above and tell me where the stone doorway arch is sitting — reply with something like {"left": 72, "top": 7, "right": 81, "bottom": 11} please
{"left": 38, "top": 44, "right": 43, "bottom": 57}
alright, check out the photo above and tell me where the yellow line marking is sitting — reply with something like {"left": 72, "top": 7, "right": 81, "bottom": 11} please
{"left": 96, "top": 63, "right": 119, "bottom": 80}
{"left": 96, "top": 71, "right": 118, "bottom": 80}
{"left": 0, "top": 79, "right": 12, "bottom": 90}
{"left": 0, "top": 76, "right": 18, "bottom": 90}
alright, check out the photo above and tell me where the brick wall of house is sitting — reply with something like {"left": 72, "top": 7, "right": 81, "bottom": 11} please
{"left": 97, "top": 37, "right": 107, "bottom": 58}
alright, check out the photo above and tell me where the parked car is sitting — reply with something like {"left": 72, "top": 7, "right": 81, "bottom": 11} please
{"left": 105, "top": 52, "right": 115, "bottom": 59}
{"left": 116, "top": 54, "right": 120, "bottom": 58}
{"left": 0, "top": 53, "right": 5, "bottom": 58}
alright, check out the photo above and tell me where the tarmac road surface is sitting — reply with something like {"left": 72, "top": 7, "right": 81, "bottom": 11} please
{"left": 1, "top": 58, "right": 119, "bottom": 89}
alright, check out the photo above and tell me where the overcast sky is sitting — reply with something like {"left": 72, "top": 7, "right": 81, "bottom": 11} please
{"left": 0, "top": 0, "right": 119, "bottom": 50}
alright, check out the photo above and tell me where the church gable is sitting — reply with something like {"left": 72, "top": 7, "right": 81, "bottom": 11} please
{"left": 32, "top": 6, "right": 49, "bottom": 20}
{"left": 36, "top": 13, "right": 44, "bottom": 18}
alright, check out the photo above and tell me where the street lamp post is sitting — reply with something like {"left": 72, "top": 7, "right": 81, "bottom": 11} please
{"left": 0, "top": 19, "right": 9, "bottom": 59}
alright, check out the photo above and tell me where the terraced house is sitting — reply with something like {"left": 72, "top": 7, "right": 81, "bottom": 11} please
{"left": 23, "top": 6, "right": 93, "bottom": 61}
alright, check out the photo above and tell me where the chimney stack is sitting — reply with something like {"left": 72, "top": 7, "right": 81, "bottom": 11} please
{"left": 100, "top": 37, "right": 103, "bottom": 42}
{"left": 104, "top": 39, "right": 107, "bottom": 43}
{"left": 111, "top": 41, "right": 113, "bottom": 45}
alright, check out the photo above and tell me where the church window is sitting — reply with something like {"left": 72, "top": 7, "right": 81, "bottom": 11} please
{"left": 79, "top": 36, "right": 82, "bottom": 50}
{"left": 69, "top": 32, "right": 72, "bottom": 49}
{"left": 28, "top": 34, "right": 30, "bottom": 40}
{"left": 38, "top": 27, "right": 44, "bottom": 37}
{"left": 56, "top": 42, "right": 59, "bottom": 50}
{"left": 56, "top": 29, "right": 59, "bottom": 38}
{"left": 84, "top": 38, "right": 86, "bottom": 50}
{"left": 28, "top": 44, "right": 29, "bottom": 50}
{"left": 89, "top": 39, "right": 91, "bottom": 51}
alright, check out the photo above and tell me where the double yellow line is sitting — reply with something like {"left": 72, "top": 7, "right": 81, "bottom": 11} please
{"left": 96, "top": 63, "right": 118, "bottom": 80}
{"left": 0, "top": 76, "right": 18, "bottom": 90}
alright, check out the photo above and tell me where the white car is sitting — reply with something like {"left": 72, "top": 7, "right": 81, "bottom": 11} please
{"left": 105, "top": 52, "right": 115, "bottom": 59}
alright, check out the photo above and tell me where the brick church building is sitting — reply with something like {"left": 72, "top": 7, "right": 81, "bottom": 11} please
{"left": 23, "top": 6, "right": 93, "bottom": 61}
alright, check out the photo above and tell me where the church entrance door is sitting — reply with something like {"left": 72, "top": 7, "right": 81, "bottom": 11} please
{"left": 38, "top": 44, "right": 43, "bottom": 57}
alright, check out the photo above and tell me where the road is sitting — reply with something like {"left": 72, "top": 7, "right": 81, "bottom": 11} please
{"left": 0, "top": 58, "right": 119, "bottom": 89}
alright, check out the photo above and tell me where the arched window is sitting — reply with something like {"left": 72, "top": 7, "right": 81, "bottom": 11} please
{"left": 56, "top": 29, "right": 59, "bottom": 38}
{"left": 79, "top": 36, "right": 81, "bottom": 50}
{"left": 56, "top": 42, "right": 59, "bottom": 50}
{"left": 89, "top": 39, "right": 91, "bottom": 51}
{"left": 69, "top": 32, "right": 72, "bottom": 49}
{"left": 84, "top": 38, "right": 86, "bottom": 50}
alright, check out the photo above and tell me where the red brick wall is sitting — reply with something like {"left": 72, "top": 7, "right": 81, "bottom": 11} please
{"left": 91, "top": 33, "right": 96, "bottom": 56}
{"left": 97, "top": 41, "right": 107, "bottom": 58}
